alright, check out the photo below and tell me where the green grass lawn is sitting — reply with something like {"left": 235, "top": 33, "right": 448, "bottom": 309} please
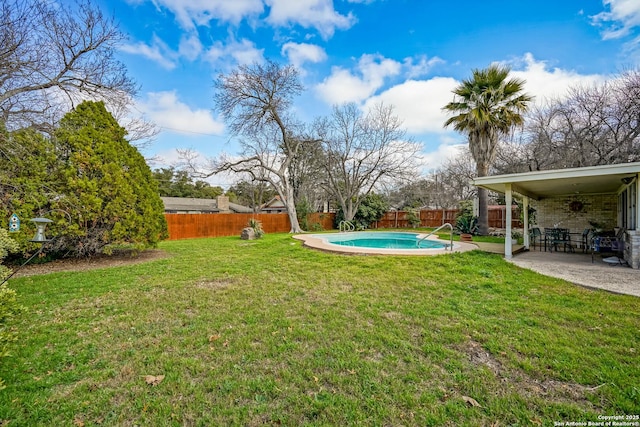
{"left": 1, "top": 233, "right": 639, "bottom": 426}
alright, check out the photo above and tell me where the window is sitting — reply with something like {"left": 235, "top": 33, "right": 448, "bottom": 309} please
{"left": 619, "top": 179, "right": 637, "bottom": 231}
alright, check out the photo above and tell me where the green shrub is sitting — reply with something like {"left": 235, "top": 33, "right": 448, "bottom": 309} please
{"left": 0, "top": 229, "right": 19, "bottom": 279}
{"left": 0, "top": 228, "right": 23, "bottom": 390}
{"left": 407, "top": 208, "right": 421, "bottom": 228}
{"left": 295, "top": 198, "right": 312, "bottom": 231}
{"left": 456, "top": 215, "right": 478, "bottom": 235}
{"left": 309, "top": 222, "right": 324, "bottom": 232}
{"left": 248, "top": 218, "right": 264, "bottom": 238}
{"left": 455, "top": 200, "right": 478, "bottom": 235}
{"left": 335, "top": 193, "right": 389, "bottom": 230}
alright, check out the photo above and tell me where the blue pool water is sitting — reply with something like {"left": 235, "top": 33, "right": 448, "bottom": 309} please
{"left": 321, "top": 232, "right": 449, "bottom": 250}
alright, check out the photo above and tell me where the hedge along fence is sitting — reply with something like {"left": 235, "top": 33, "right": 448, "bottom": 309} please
{"left": 164, "top": 207, "right": 522, "bottom": 240}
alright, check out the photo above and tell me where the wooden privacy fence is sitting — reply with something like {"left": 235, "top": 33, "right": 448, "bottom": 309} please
{"left": 372, "top": 207, "right": 521, "bottom": 229}
{"left": 372, "top": 210, "right": 458, "bottom": 229}
{"left": 164, "top": 208, "right": 522, "bottom": 240}
{"left": 164, "top": 212, "right": 335, "bottom": 240}
{"left": 487, "top": 206, "right": 523, "bottom": 229}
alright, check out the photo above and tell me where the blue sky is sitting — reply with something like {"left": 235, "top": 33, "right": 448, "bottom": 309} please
{"left": 92, "top": 0, "right": 640, "bottom": 186}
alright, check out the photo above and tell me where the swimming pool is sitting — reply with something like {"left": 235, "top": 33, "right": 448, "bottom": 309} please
{"left": 323, "top": 232, "right": 448, "bottom": 249}
{"left": 293, "top": 231, "right": 474, "bottom": 255}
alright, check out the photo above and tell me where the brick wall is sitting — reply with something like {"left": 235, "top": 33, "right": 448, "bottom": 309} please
{"left": 532, "top": 194, "right": 617, "bottom": 232}
{"left": 624, "top": 230, "right": 640, "bottom": 269}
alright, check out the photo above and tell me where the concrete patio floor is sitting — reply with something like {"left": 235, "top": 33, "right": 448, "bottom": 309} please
{"left": 501, "top": 248, "right": 640, "bottom": 297}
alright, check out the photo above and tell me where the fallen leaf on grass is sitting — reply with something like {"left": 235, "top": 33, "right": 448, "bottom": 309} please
{"left": 209, "top": 334, "right": 220, "bottom": 342}
{"left": 462, "top": 395, "right": 482, "bottom": 407}
{"left": 144, "top": 375, "right": 165, "bottom": 386}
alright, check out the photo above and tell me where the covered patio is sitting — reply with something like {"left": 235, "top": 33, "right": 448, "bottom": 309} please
{"left": 473, "top": 162, "right": 640, "bottom": 269}
{"left": 472, "top": 241, "right": 640, "bottom": 296}
{"left": 508, "top": 250, "right": 640, "bottom": 297}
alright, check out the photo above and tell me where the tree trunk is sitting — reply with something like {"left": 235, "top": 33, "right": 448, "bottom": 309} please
{"left": 476, "top": 162, "right": 490, "bottom": 236}
{"left": 344, "top": 199, "right": 356, "bottom": 222}
{"left": 477, "top": 187, "right": 489, "bottom": 236}
{"left": 284, "top": 185, "right": 303, "bottom": 233}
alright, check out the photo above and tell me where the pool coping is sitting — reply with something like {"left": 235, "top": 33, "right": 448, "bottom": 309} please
{"left": 292, "top": 231, "right": 478, "bottom": 256}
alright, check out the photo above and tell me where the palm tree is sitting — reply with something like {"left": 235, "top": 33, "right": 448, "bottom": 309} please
{"left": 443, "top": 65, "right": 533, "bottom": 235}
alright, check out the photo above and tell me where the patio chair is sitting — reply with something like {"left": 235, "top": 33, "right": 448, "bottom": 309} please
{"left": 591, "top": 228, "right": 625, "bottom": 263}
{"left": 529, "top": 227, "right": 542, "bottom": 250}
{"left": 548, "top": 228, "right": 573, "bottom": 253}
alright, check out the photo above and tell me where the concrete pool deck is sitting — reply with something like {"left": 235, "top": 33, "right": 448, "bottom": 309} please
{"left": 292, "top": 232, "right": 478, "bottom": 255}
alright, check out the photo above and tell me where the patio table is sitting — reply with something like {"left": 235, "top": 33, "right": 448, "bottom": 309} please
{"left": 544, "top": 228, "right": 573, "bottom": 252}
{"left": 568, "top": 232, "right": 585, "bottom": 250}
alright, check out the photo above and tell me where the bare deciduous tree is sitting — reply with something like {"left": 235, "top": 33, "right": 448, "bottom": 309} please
{"left": 315, "top": 102, "right": 418, "bottom": 221}
{"left": 203, "top": 60, "right": 307, "bottom": 232}
{"left": 0, "top": 0, "right": 138, "bottom": 132}
{"left": 433, "top": 150, "right": 478, "bottom": 207}
{"left": 497, "top": 69, "right": 640, "bottom": 173}
{"left": 288, "top": 138, "right": 327, "bottom": 212}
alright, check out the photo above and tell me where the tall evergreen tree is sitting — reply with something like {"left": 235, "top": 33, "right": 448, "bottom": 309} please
{"left": 53, "top": 101, "right": 166, "bottom": 256}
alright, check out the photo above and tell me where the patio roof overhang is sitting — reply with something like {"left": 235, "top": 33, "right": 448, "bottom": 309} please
{"left": 472, "top": 162, "right": 640, "bottom": 200}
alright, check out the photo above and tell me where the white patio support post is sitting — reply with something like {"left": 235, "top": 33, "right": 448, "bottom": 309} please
{"left": 505, "top": 183, "right": 513, "bottom": 259}
{"left": 523, "top": 196, "right": 530, "bottom": 249}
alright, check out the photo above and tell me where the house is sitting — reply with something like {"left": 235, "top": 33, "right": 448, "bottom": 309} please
{"left": 161, "top": 195, "right": 253, "bottom": 214}
{"left": 260, "top": 195, "right": 287, "bottom": 213}
{"left": 473, "top": 162, "right": 640, "bottom": 269}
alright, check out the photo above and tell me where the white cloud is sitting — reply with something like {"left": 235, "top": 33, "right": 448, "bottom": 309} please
{"left": 315, "top": 54, "right": 402, "bottom": 104}
{"left": 205, "top": 39, "right": 265, "bottom": 67}
{"left": 281, "top": 42, "right": 327, "bottom": 69}
{"left": 359, "top": 53, "right": 606, "bottom": 136}
{"left": 120, "top": 36, "right": 177, "bottom": 70}
{"left": 506, "top": 53, "right": 607, "bottom": 103}
{"left": 359, "top": 53, "right": 610, "bottom": 172}
{"left": 403, "top": 55, "right": 445, "bottom": 78}
{"left": 591, "top": 0, "right": 640, "bottom": 40}
{"left": 363, "top": 77, "right": 459, "bottom": 134}
{"left": 126, "top": 0, "right": 359, "bottom": 41}
{"left": 266, "top": 0, "right": 356, "bottom": 39}
{"left": 178, "top": 33, "right": 203, "bottom": 61}
{"left": 419, "top": 140, "right": 467, "bottom": 172}
{"left": 120, "top": 32, "right": 207, "bottom": 67}
{"left": 145, "top": 0, "right": 264, "bottom": 30}
{"left": 137, "top": 91, "right": 225, "bottom": 136}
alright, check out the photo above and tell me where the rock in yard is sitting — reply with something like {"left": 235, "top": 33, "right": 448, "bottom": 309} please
{"left": 241, "top": 227, "right": 256, "bottom": 240}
